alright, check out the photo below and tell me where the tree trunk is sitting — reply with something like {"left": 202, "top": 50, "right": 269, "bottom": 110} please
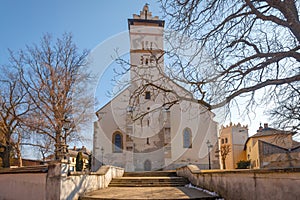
{"left": 2, "top": 146, "right": 11, "bottom": 168}
{"left": 55, "top": 132, "right": 61, "bottom": 160}
{"left": 222, "top": 158, "right": 226, "bottom": 169}
{"left": 16, "top": 145, "right": 22, "bottom": 167}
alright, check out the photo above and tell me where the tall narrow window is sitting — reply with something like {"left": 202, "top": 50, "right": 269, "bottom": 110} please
{"left": 113, "top": 132, "right": 123, "bottom": 153}
{"left": 183, "top": 128, "right": 192, "bottom": 148}
{"left": 145, "top": 91, "right": 151, "bottom": 100}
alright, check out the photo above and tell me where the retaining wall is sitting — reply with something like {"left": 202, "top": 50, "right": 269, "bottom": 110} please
{"left": 0, "top": 163, "right": 124, "bottom": 200}
{"left": 60, "top": 165, "right": 124, "bottom": 199}
{"left": 177, "top": 165, "right": 300, "bottom": 200}
{"left": 0, "top": 172, "right": 47, "bottom": 200}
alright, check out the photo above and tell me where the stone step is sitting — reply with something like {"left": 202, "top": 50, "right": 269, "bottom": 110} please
{"left": 123, "top": 170, "right": 177, "bottom": 177}
{"left": 109, "top": 177, "right": 189, "bottom": 187}
{"left": 109, "top": 183, "right": 188, "bottom": 187}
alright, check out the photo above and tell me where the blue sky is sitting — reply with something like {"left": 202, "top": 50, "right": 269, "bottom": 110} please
{"left": 0, "top": 1, "right": 274, "bottom": 157}
{"left": 0, "top": 0, "right": 161, "bottom": 64}
{"left": 0, "top": 0, "right": 162, "bottom": 156}
{"left": 0, "top": 0, "right": 162, "bottom": 116}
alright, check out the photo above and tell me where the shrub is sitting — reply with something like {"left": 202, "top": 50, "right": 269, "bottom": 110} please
{"left": 236, "top": 160, "right": 250, "bottom": 169}
{"left": 75, "top": 152, "right": 84, "bottom": 171}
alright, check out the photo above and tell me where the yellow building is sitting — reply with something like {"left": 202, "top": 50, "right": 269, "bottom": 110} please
{"left": 244, "top": 123, "right": 300, "bottom": 169}
{"left": 219, "top": 123, "right": 248, "bottom": 169}
{"left": 220, "top": 122, "right": 300, "bottom": 169}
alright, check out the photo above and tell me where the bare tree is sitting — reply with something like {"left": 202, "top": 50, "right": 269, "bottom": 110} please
{"left": 220, "top": 144, "right": 231, "bottom": 169}
{"left": 151, "top": 0, "right": 300, "bottom": 128}
{"left": 9, "top": 33, "right": 94, "bottom": 160}
{"left": 269, "top": 83, "right": 300, "bottom": 133}
{"left": 0, "top": 66, "right": 30, "bottom": 168}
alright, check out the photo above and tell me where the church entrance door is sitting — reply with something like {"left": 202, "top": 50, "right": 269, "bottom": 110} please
{"left": 144, "top": 160, "right": 152, "bottom": 171}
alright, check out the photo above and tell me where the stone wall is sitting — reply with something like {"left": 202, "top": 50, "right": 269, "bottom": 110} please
{"left": 0, "top": 173, "right": 47, "bottom": 200}
{"left": 177, "top": 165, "right": 300, "bottom": 200}
{"left": 0, "top": 165, "right": 48, "bottom": 200}
{"left": 60, "top": 165, "right": 124, "bottom": 200}
{"left": 0, "top": 163, "right": 124, "bottom": 200}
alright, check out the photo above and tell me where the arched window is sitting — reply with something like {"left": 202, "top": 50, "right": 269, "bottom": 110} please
{"left": 183, "top": 128, "right": 192, "bottom": 148}
{"left": 113, "top": 132, "right": 123, "bottom": 153}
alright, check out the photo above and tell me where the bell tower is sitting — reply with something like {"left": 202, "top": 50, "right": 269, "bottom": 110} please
{"left": 128, "top": 4, "right": 165, "bottom": 85}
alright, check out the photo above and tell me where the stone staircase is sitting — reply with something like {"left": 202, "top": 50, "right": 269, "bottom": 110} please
{"left": 109, "top": 171, "right": 189, "bottom": 187}
{"left": 123, "top": 171, "right": 178, "bottom": 177}
{"left": 80, "top": 171, "right": 218, "bottom": 199}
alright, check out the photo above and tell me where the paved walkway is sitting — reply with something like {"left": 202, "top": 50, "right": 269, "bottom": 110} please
{"left": 81, "top": 186, "right": 217, "bottom": 199}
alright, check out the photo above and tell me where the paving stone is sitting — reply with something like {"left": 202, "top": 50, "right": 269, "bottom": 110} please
{"left": 81, "top": 186, "right": 217, "bottom": 200}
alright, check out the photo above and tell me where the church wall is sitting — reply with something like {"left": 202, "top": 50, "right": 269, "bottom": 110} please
{"left": 93, "top": 90, "right": 130, "bottom": 170}
{"left": 94, "top": 87, "right": 219, "bottom": 171}
{"left": 133, "top": 149, "right": 165, "bottom": 171}
{"left": 169, "top": 100, "right": 219, "bottom": 169}
{"left": 94, "top": 87, "right": 170, "bottom": 171}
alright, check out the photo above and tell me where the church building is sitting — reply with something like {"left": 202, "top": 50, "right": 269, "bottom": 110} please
{"left": 92, "top": 5, "right": 219, "bottom": 172}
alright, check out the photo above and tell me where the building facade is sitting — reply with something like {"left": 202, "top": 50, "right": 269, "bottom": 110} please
{"left": 244, "top": 123, "right": 300, "bottom": 169}
{"left": 219, "top": 123, "right": 248, "bottom": 169}
{"left": 92, "top": 5, "right": 219, "bottom": 172}
{"left": 220, "top": 122, "right": 300, "bottom": 169}
{"left": 68, "top": 146, "right": 91, "bottom": 172}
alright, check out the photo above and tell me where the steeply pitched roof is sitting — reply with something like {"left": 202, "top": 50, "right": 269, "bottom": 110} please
{"left": 68, "top": 146, "right": 91, "bottom": 158}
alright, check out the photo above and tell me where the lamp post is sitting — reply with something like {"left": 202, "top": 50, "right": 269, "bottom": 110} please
{"left": 206, "top": 140, "right": 213, "bottom": 169}
{"left": 101, "top": 147, "right": 104, "bottom": 166}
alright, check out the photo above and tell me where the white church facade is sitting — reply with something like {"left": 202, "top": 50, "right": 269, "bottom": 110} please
{"left": 92, "top": 5, "right": 219, "bottom": 172}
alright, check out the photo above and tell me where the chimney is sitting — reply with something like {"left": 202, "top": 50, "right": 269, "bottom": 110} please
{"left": 82, "top": 146, "right": 86, "bottom": 151}
{"left": 73, "top": 146, "right": 76, "bottom": 150}
{"left": 264, "top": 123, "right": 268, "bottom": 129}
{"left": 258, "top": 123, "right": 263, "bottom": 132}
